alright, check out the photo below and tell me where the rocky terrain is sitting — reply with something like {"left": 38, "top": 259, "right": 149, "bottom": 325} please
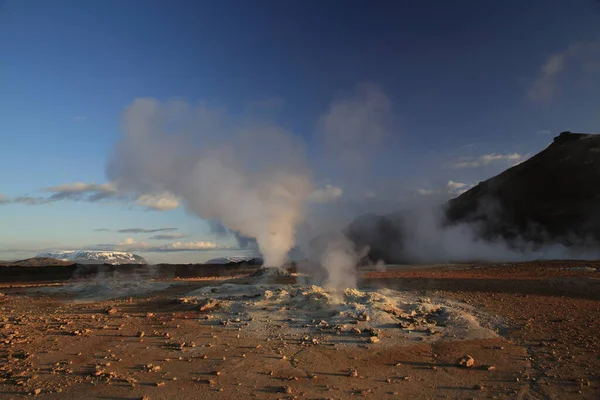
{"left": 0, "top": 261, "right": 598, "bottom": 399}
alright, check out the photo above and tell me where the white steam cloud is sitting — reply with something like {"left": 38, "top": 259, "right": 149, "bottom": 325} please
{"left": 107, "top": 98, "right": 313, "bottom": 267}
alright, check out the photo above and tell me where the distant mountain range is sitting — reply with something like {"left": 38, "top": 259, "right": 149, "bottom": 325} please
{"left": 205, "top": 256, "right": 263, "bottom": 265}
{"left": 36, "top": 250, "right": 147, "bottom": 265}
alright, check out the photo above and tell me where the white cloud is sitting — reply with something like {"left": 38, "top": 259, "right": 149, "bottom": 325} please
{"left": 308, "top": 184, "right": 343, "bottom": 203}
{"left": 1, "top": 181, "right": 180, "bottom": 211}
{"left": 44, "top": 182, "right": 116, "bottom": 193}
{"left": 135, "top": 192, "right": 179, "bottom": 211}
{"left": 135, "top": 192, "right": 180, "bottom": 211}
{"left": 114, "top": 238, "right": 218, "bottom": 252}
{"left": 451, "top": 153, "right": 529, "bottom": 169}
{"left": 528, "top": 41, "right": 600, "bottom": 104}
{"left": 447, "top": 180, "right": 473, "bottom": 195}
{"left": 416, "top": 180, "right": 474, "bottom": 198}
{"left": 149, "top": 232, "right": 185, "bottom": 240}
{"left": 416, "top": 188, "right": 436, "bottom": 196}
{"left": 72, "top": 116, "right": 88, "bottom": 121}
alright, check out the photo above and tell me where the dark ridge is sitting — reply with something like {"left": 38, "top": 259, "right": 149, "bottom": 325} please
{"left": 346, "top": 131, "right": 600, "bottom": 263}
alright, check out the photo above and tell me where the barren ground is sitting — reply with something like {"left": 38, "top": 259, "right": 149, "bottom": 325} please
{"left": 1, "top": 261, "right": 599, "bottom": 400}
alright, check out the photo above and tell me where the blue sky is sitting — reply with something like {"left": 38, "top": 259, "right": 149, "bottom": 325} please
{"left": 1, "top": 0, "right": 599, "bottom": 262}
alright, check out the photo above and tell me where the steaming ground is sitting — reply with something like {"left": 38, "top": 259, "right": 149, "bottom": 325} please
{"left": 180, "top": 283, "right": 500, "bottom": 345}
{"left": 2, "top": 261, "right": 599, "bottom": 399}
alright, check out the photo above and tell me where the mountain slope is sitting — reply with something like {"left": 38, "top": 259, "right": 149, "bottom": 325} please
{"left": 346, "top": 131, "right": 600, "bottom": 263}
{"left": 445, "top": 132, "right": 600, "bottom": 243}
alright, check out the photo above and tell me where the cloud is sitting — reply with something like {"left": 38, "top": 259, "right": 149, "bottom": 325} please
{"left": 72, "top": 116, "right": 88, "bottom": 121}
{"left": 365, "top": 190, "right": 378, "bottom": 199}
{"left": 446, "top": 180, "right": 473, "bottom": 195}
{"left": 206, "top": 220, "right": 258, "bottom": 249}
{"left": 416, "top": 180, "right": 474, "bottom": 197}
{"left": 451, "top": 153, "right": 529, "bottom": 169}
{"left": 118, "top": 228, "right": 177, "bottom": 234}
{"left": 318, "top": 83, "right": 392, "bottom": 168}
{"left": 416, "top": 188, "right": 436, "bottom": 196}
{"left": 1, "top": 181, "right": 179, "bottom": 211}
{"left": 537, "top": 129, "right": 552, "bottom": 135}
{"left": 45, "top": 182, "right": 115, "bottom": 193}
{"left": 107, "top": 97, "right": 312, "bottom": 267}
{"left": 108, "top": 238, "right": 219, "bottom": 252}
{"left": 528, "top": 41, "right": 600, "bottom": 104}
{"left": 308, "top": 185, "right": 343, "bottom": 203}
{"left": 135, "top": 192, "right": 180, "bottom": 211}
{"left": 149, "top": 233, "right": 186, "bottom": 240}
{"left": 95, "top": 227, "right": 178, "bottom": 234}
{"left": 42, "top": 181, "right": 118, "bottom": 202}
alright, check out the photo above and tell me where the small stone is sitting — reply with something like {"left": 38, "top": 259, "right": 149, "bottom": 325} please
{"left": 349, "top": 369, "right": 359, "bottom": 377}
{"left": 33, "top": 389, "right": 41, "bottom": 395}
{"left": 457, "top": 355, "right": 475, "bottom": 368}
{"left": 105, "top": 307, "right": 118, "bottom": 315}
{"left": 199, "top": 298, "right": 219, "bottom": 312}
{"left": 280, "top": 386, "right": 292, "bottom": 394}
{"left": 474, "top": 384, "right": 484, "bottom": 390}
{"left": 369, "top": 336, "right": 380, "bottom": 343}
{"left": 357, "top": 312, "right": 370, "bottom": 322}
{"left": 156, "top": 381, "right": 166, "bottom": 387}
{"left": 137, "top": 331, "right": 145, "bottom": 338}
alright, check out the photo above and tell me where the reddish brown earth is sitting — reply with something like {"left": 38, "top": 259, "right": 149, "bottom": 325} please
{"left": 1, "top": 261, "right": 599, "bottom": 399}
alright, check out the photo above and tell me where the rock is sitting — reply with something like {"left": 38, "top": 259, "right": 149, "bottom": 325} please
{"left": 105, "top": 307, "right": 118, "bottom": 315}
{"left": 279, "top": 385, "right": 293, "bottom": 394}
{"left": 33, "top": 389, "right": 41, "bottom": 395}
{"left": 199, "top": 298, "right": 219, "bottom": 312}
{"left": 140, "top": 395, "right": 151, "bottom": 400}
{"left": 137, "top": 331, "right": 145, "bottom": 338}
{"left": 457, "top": 355, "right": 475, "bottom": 368}
{"left": 357, "top": 312, "right": 370, "bottom": 322}
{"left": 369, "top": 336, "right": 380, "bottom": 343}
{"left": 349, "top": 369, "right": 359, "bottom": 377}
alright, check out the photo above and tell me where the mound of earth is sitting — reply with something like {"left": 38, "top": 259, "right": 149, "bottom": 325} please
{"left": 180, "top": 283, "right": 499, "bottom": 346}
{"left": 347, "top": 131, "right": 600, "bottom": 263}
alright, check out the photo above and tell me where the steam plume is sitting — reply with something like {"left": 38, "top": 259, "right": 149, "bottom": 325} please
{"left": 107, "top": 98, "right": 313, "bottom": 267}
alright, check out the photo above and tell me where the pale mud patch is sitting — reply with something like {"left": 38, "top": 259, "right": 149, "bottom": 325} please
{"left": 180, "top": 284, "right": 502, "bottom": 347}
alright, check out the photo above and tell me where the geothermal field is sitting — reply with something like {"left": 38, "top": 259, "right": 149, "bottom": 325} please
{"left": 1, "top": 260, "right": 599, "bottom": 400}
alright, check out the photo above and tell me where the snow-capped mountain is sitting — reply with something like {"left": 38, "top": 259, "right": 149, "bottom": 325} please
{"left": 205, "top": 256, "right": 262, "bottom": 265}
{"left": 36, "top": 250, "right": 147, "bottom": 265}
